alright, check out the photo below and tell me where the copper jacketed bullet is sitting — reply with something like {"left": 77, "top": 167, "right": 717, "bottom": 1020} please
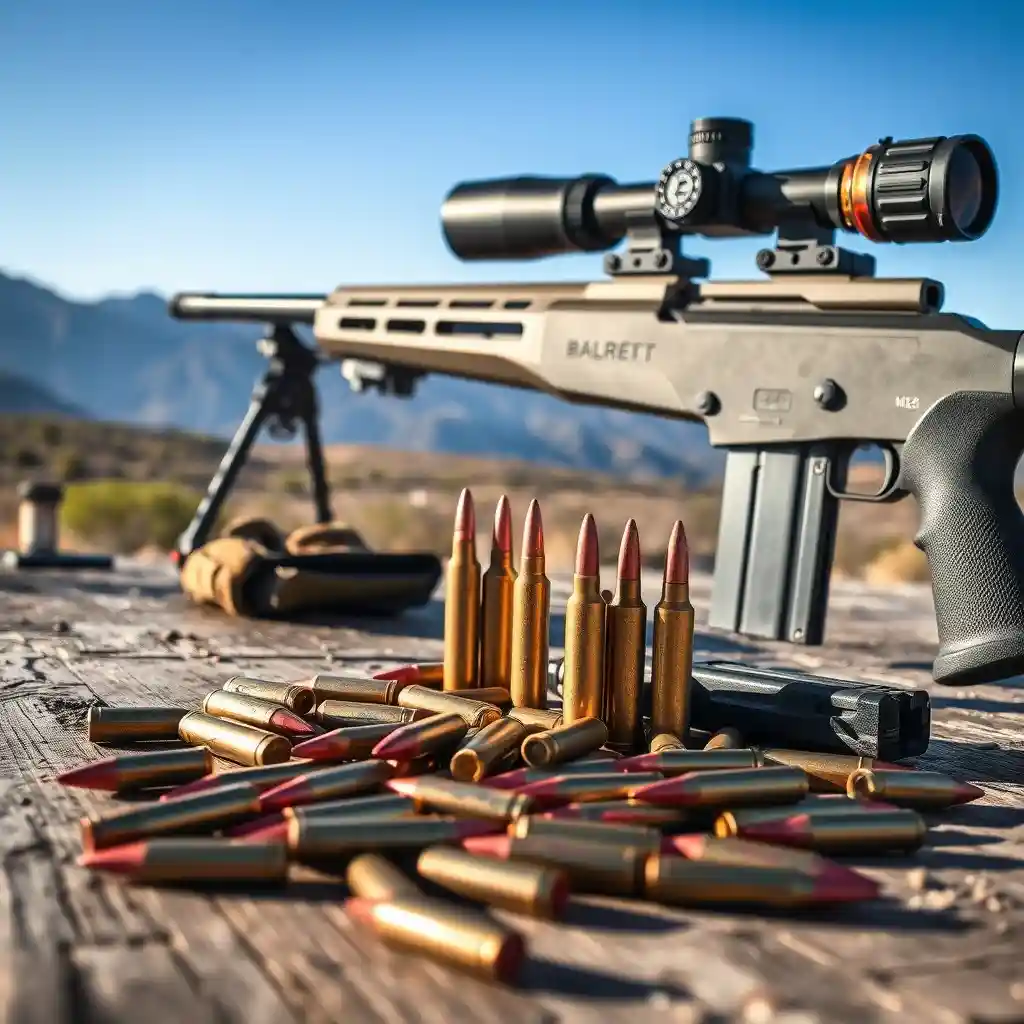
{"left": 521, "top": 718, "right": 609, "bottom": 768}
{"left": 451, "top": 718, "right": 528, "bottom": 782}
{"left": 631, "top": 766, "right": 810, "bottom": 808}
{"left": 644, "top": 858, "right": 876, "bottom": 909}
{"left": 178, "top": 712, "right": 292, "bottom": 766}
{"left": 397, "top": 685, "right": 501, "bottom": 729}
{"left": 562, "top": 514, "right": 606, "bottom": 723}
{"left": 81, "top": 781, "right": 262, "bottom": 853}
{"left": 484, "top": 759, "right": 629, "bottom": 791}
{"left": 705, "top": 728, "right": 745, "bottom": 751}
{"left": 507, "top": 706, "right": 562, "bottom": 733}
{"left": 715, "top": 808, "right": 927, "bottom": 853}
{"left": 604, "top": 520, "right": 647, "bottom": 751}
{"left": 345, "top": 895, "right": 526, "bottom": 986}
{"left": 544, "top": 800, "right": 688, "bottom": 826}
{"left": 288, "top": 815, "right": 501, "bottom": 861}
{"left": 388, "top": 775, "right": 534, "bottom": 823}
{"left": 311, "top": 674, "right": 403, "bottom": 705}
{"left": 444, "top": 488, "right": 481, "bottom": 691}
{"left": 291, "top": 723, "right": 404, "bottom": 762}
{"left": 847, "top": 768, "right": 984, "bottom": 809}
{"left": 371, "top": 713, "right": 469, "bottom": 762}
{"left": 316, "top": 700, "right": 432, "bottom": 728}
{"left": 202, "top": 690, "right": 317, "bottom": 738}
{"left": 510, "top": 815, "right": 662, "bottom": 854}
{"left": 347, "top": 853, "right": 423, "bottom": 901}
{"left": 650, "top": 733, "right": 687, "bottom": 754}
{"left": 650, "top": 521, "right": 694, "bottom": 741}
{"left": 86, "top": 706, "right": 189, "bottom": 744}
{"left": 417, "top": 845, "right": 569, "bottom": 920}
{"left": 222, "top": 676, "right": 314, "bottom": 715}
{"left": 516, "top": 772, "right": 663, "bottom": 808}
{"left": 761, "top": 749, "right": 904, "bottom": 793}
{"left": 259, "top": 759, "right": 395, "bottom": 813}
{"left": 79, "top": 837, "right": 289, "bottom": 885}
{"left": 465, "top": 833, "right": 646, "bottom": 896}
{"left": 713, "top": 795, "right": 902, "bottom": 834}
{"left": 57, "top": 747, "right": 212, "bottom": 793}
{"left": 479, "top": 496, "right": 517, "bottom": 692}
{"left": 159, "top": 759, "right": 318, "bottom": 802}
{"left": 510, "top": 499, "right": 550, "bottom": 709}
{"left": 372, "top": 663, "right": 444, "bottom": 688}
{"left": 619, "top": 748, "right": 759, "bottom": 776}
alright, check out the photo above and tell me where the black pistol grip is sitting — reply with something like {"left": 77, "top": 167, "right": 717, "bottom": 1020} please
{"left": 900, "top": 391, "right": 1024, "bottom": 685}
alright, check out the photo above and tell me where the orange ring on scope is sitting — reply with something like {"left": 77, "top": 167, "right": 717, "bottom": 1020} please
{"left": 839, "top": 161, "right": 856, "bottom": 230}
{"left": 849, "top": 147, "right": 884, "bottom": 242}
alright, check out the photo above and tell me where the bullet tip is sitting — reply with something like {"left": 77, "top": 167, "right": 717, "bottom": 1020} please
{"left": 575, "top": 513, "right": 599, "bottom": 577}
{"left": 258, "top": 777, "right": 311, "bottom": 813}
{"left": 371, "top": 665, "right": 419, "bottom": 683}
{"left": 493, "top": 495, "right": 513, "bottom": 554}
{"left": 664, "top": 520, "right": 690, "bottom": 585}
{"left": 812, "top": 869, "right": 882, "bottom": 903}
{"left": 290, "top": 731, "right": 342, "bottom": 759}
{"left": 461, "top": 833, "right": 512, "bottom": 858}
{"left": 343, "top": 895, "right": 377, "bottom": 926}
{"left": 617, "top": 519, "right": 640, "bottom": 581}
{"left": 454, "top": 488, "right": 476, "bottom": 541}
{"left": 56, "top": 761, "right": 119, "bottom": 792}
{"left": 954, "top": 781, "right": 986, "bottom": 804}
{"left": 738, "top": 815, "right": 809, "bottom": 847}
{"left": 522, "top": 499, "right": 545, "bottom": 558}
{"left": 269, "top": 709, "right": 318, "bottom": 736}
{"left": 78, "top": 841, "right": 148, "bottom": 873}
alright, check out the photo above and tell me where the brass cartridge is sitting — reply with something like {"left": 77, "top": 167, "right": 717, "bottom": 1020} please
{"left": 510, "top": 815, "right": 661, "bottom": 853}
{"left": 847, "top": 768, "right": 984, "bottom": 809}
{"left": 310, "top": 674, "right": 399, "bottom": 705}
{"left": 761, "top": 749, "right": 891, "bottom": 792}
{"left": 562, "top": 514, "right": 606, "bottom": 723}
{"left": 507, "top": 706, "right": 563, "bottom": 733}
{"left": 86, "top": 706, "right": 189, "bottom": 744}
{"left": 631, "top": 765, "right": 810, "bottom": 808}
{"left": 521, "top": 718, "right": 609, "bottom": 768}
{"left": 444, "top": 488, "right": 481, "bottom": 691}
{"left": 546, "top": 800, "right": 689, "bottom": 826}
{"left": 451, "top": 718, "right": 528, "bottom": 782}
{"left": 371, "top": 713, "right": 470, "bottom": 762}
{"left": 222, "top": 676, "right": 314, "bottom": 715}
{"left": 650, "top": 733, "right": 687, "bottom": 754}
{"left": 347, "top": 853, "right": 422, "bottom": 900}
{"left": 57, "top": 747, "right": 213, "bottom": 794}
{"left": 469, "top": 687, "right": 514, "bottom": 710}
{"left": 160, "top": 759, "right": 318, "bottom": 801}
{"left": 178, "top": 711, "right": 292, "bottom": 766}
{"left": 622, "top": 748, "right": 759, "bottom": 776}
{"left": 202, "top": 690, "right": 314, "bottom": 737}
{"left": 259, "top": 759, "right": 395, "bottom": 812}
{"left": 284, "top": 793, "right": 416, "bottom": 823}
{"left": 509, "top": 499, "right": 550, "bottom": 709}
{"left": 291, "top": 722, "right": 404, "bottom": 762}
{"left": 397, "top": 685, "right": 502, "bottom": 729}
{"left": 389, "top": 775, "right": 534, "bottom": 823}
{"left": 705, "top": 728, "right": 745, "bottom": 751}
{"left": 518, "top": 772, "right": 663, "bottom": 807}
{"left": 316, "top": 701, "right": 432, "bottom": 728}
{"left": 479, "top": 496, "right": 517, "bottom": 692}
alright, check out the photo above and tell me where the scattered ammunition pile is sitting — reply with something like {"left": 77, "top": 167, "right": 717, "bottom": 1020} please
{"left": 63, "top": 490, "right": 986, "bottom": 987}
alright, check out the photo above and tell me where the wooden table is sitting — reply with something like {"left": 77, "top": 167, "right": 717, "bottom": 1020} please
{"left": 0, "top": 561, "right": 1021, "bottom": 1024}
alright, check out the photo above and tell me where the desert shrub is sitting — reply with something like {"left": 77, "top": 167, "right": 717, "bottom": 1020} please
{"left": 61, "top": 480, "right": 201, "bottom": 553}
{"left": 52, "top": 448, "right": 88, "bottom": 482}
{"left": 357, "top": 498, "right": 451, "bottom": 555}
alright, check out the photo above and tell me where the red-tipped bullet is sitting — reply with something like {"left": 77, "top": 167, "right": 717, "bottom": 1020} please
{"left": 78, "top": 838, "right": 288, "bottom": 883}
{"left": 291, "top": 722, "right": 404, "bottom": 762}
{"left": 522, "top": 499, "right": 544, "bottom": 559}
{"left": 159, "top": 759, "right": 318, "bottom": 802}
{"left": 665, "top": 520, "right": 689, "bottom": 585}
{"left": 454, "top": 487, "right": 476, "bottom": 542}
{"left": 78, "top": 841, "right": 148, "bottom": 874}
{"left": 630, "top": 766, "right": 808, "bottom": 808}
{"left": 494, "top": 495, "right": 512, "bottom": 555}
{"left": 847, "top": 768, "right": 985, "bottom": 809}
{"left": 617, "top": 520, "right": 640, "bottom": 581}
{"left": 259, "top": 760, "right": 394, "bottom": 813}
{"left": 575, "top": 513, "right": 599, "bottom": 577}
{"left": 462, "top": 833, "right": 512, "bottom": 859}
{"left": 268, "top": 708, "right": 318, "bottom": 737}
{"left": 371, "top": 663, "right": 445, "bottom": 687}
{"left": 483, "top": 761, "right": 630, "bottom": 790}
{"left": 57, "top": 747, "right": 212, "bottom": 793}
{"left": 734, "top": 809, "right": 928, "bottom": 854}
{"left": 370, "top": 713, "right": 469, "bottom": 762}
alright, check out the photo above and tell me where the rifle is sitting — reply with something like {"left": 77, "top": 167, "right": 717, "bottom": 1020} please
{"left": 170, "top": 117, "right": 1020, "bottom": 688}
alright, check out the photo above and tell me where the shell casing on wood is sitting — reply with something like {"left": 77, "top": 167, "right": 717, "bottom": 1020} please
{"left": 389, "top": 775, "right": 534, "bottom": 823}
{"left": 713, "top": 795, "right": 900, "bottom": 835}
{"left": 621, "top": 748, "right": 759, "bottom": 776}
{"left": 705, "top": 728, "right": 745, "bottom": 751}
{"left": 397, "top": 685, "right": 502, "bottom": 729}
{"left": 346, "top": 853, "right": 423, "bottom": 901}
{"left": 496, "top": 833, "right": 648, "bottom": 896}
{"left": 760, "top": 749, "right": 885, "bottom": 792}
{"left": 847, "top": 768, "right": 984, "bottom": 809}
{"left": 469, "top": 687, "right": 513, "bottom": 710}
{"left": 604, "top": 579, "right": 647, "bottom": 751}
{"left": 346, "top": 895, "right": 526, "bottom": 986}
{"left": 201, "top": 690, "right": 312, "bottom": 737}
{"left": 315, "top": 700, "right": 432, "bottom": 728}
{"left": 521, "top": 718, "right": 609, "bottom": 768}
{"left": 650, "top": 733, "right": 687, "bottom": 754}
{"left": 222, "top": 676, "right": 314, "bottom": 715}
{"left": 58, "top": 747, "right": 213, "bottom": 794}
{"left": 544, "top": 800, "right": 689, "bottom": 826}
{"left": 518, "top": 771, "right": 663, "bottom": 808}
{"left": 480, "top": 549, "right": 517, "bottom": 693}
{"left": 291, "top": 722, "right": 404, "bottom": 762}
{"left": 650, "top": 581, "right": 694, "bottom": 740}
{"left": 510, "top": 557, "right": 550, "bottom": 709}
{"left": 450, "top": 718, "right": 528, "bottom": 782}
{"left": 159, "top": 759, "right": 317, "bottom": 801}
{"left": 444, "top": 537, "right": 481, "bottom": 692}
{"left": 510, "top": 815, "right": 661, "bottom": 853}
{"left": 260, "top": 759, "right": 395, "bottom": 812}
{"left": 81, "top": 781, "right": 262, "bottom": 852}
{"left": 310, "top": 674, "right": 400, "bottom": 705}
{"left": 178, "top": 712, "right": 292, "bottom": 766}
{"left": 417, "top": 845, "right": 569, "bottom": 920}
{"left": 631, "top": 765, "right": 810, "bottom": 808}
{"left": 507, "top": 706, "right": 563, "bottom": 733}
{"left": 86, "top": 706, "right": 189, "bottom": 744}
{"left": 371, "top": 713, "right": 470, "bottom": 762}
{"left": 562, "top": 576, "right": 606, "bottom": 723}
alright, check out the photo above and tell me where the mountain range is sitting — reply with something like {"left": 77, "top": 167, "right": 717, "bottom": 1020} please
{"left": 0, "top": 269, "right": 722, "bottom": 484}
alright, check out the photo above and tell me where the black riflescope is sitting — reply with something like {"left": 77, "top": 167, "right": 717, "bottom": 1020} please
{"left": 441, "top": 117, "right": 998, "bottom": 260}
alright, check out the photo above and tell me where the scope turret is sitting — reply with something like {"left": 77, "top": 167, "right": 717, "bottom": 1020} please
{"left": 441, "top": 118, "right": 998, "bottom": 262}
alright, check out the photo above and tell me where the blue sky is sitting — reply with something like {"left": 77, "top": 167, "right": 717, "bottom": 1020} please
{"left": 1, "top": 0, "right": 1018, "bottom": 326}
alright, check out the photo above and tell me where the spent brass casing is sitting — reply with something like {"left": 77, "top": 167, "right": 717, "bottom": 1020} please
{"left": 87, "top": 706, "right": 189, "bottom": 744}
{"left": 718, "top": 808, "right": 927, "bottom": 853}
{"left": 548, "top": 800, "right": 689, "bottom": 826}
{"left": 397, "top": 685, "right": 502, "bottom": 729}
{"left": 509, "top": 555, "right": 550, "bottom": 709}
{"left": 507, "top": 706, "right": 562, "bottom": 733}
{"left": 351, "top": 896, "right": 525, "bottom": 986}
{"left": 92, "top": 838, "right": 289, "bottom": 884}
{"left": 81, "top": 781, "right": 262, "bottom": 852}
{"left": 284, "top": 793, "right": 416, "bottom": 822}
{"left": 316, "top": 701, "right": 432, "bottom": 727}
{"left": 202, "top": 690, "right": 299, "bottom": 735}
{"left": 288, "top": 816, "right": 496, "bottom": 860}
{"left": 451, "top": 718, "right": 528, "bottom": 782}
{"left": 510, "top": 815, "right": 660, "bottom": 853}
{"left": 650, "top": 733, "right": 687, "bottom": 754}
{"left": 521, "top": 718, "right": 609, "bottom": 768}
{"left": 714, "top": 796, "right": 894, "bottom": 834}
{"left": 178, "top": 712, "right": 292, "bottom": 766}
{"left": 523, "top": 772, "right": 663, "bottom": 806}
{"left": 347, "top": 853, "right": 422, "bottom": 900}
{"left": 633, "top": 766, "right": 810, "bottom": 808}
{"left": 417, "top": 845, "right": 569, "bottom": 920}
{"left": 311, "top": 674, "right": 400, "bottom": 705}
{"left": 705, "top": 728, "right": 745, "bottom": 751}
{"left": 562, "top": 575, "right": 606, "bottom": 723}
{"left": 649, "top": 581, "right": 694, "bottom": 740}
{"left": 502, "top": 834, "right": 647, "bottom": 896}
{"left": 626, "top": 748, "right": 759, "bottom": 776}
{"left": 394, "top": 776, "right": 534, "bottom": 822}
{"left": 222, "top": 676, "right": 314, "bottom": 715}
{"left": 847, "top": 768, "right": 976, "bottom": 809}
{"left": 480, "top": 551, "right": 517, "bottom": 692}
{"left": 645, "top": 858, "right": 830, "bottom": 908}
{"left": 603, "top": 580, "right": 647, "bottom": 751}
{"left": 470, "top": 687, "right": 513, "bottom": 710}
{"left": 92, "top": 747, "right": 213, "bottom": 793}
{"left": 444, "top": 538, "right": 481, "bottom": 691}
{"left": 761, "top": 749, "right": 877, "bottom": 793}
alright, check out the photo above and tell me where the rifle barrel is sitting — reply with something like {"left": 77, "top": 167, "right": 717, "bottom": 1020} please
{"left": 168, "top": 293, "right": 326, "bottom": 324}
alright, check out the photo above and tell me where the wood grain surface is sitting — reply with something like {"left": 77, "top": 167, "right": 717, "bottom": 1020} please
{"left": 0, "top": 561, "right": 1021, "bottom": 1024}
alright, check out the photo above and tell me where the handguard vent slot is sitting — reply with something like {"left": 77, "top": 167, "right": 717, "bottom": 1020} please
{"left": 435, "top": 320, "right": 523, "bottom": 339}
{"left": 386, "top": 319, "right": 427, "bottom": 334}
{"left": 504, "top": 300, "right": 531, "bottom": 309}
{"left": 449, "top": 299, "right": 495, "bottom": 309}
{"left": 345, "top": 298, "right": 387, "bottom": 307}
{"left": 396, "top": 299, "right": 441, "bottom": 308}
{"left": 338, "top": 317, "right": 376, "bottom": 331}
